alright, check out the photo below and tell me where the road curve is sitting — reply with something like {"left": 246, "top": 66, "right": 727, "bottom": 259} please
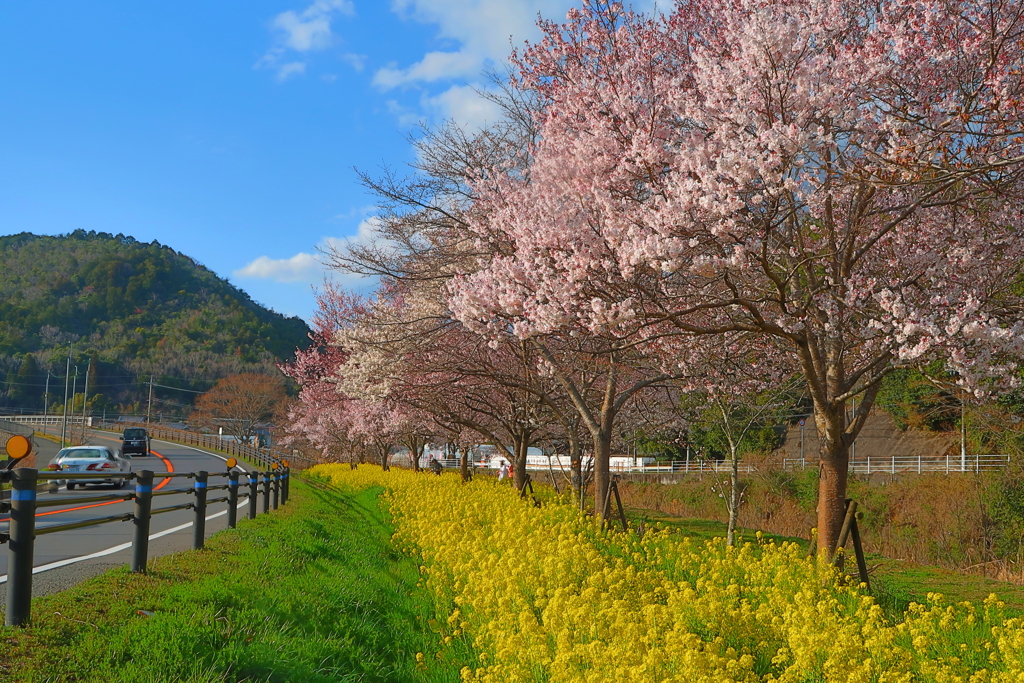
{"left": 0, "top": 432, "right": 263, "bottom": 607}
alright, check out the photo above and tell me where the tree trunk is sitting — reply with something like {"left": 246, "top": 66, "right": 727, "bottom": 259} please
{"left": 727, "top": 447, "right": 740, "bottom": 547}
{"left": 567, "top": 424, "right": 583, "bottom": 504}
{"left": 592, "top": 430, "right": 611, "bottom": 519}
{"left": 817, "top": 443, "right": 849, "bottom": 556}
{"left": 570, "top": 455, "right": 583, "bottom": 508}
{"left": 410, "top": 438, "right": 421, "bottom": 472}
{"left": 459, "top": 446, "right": 471, "bottom": 483}
{"left": 814, "top": 407, "right": 849, "bottom": 555}
{"left": 379, "top": 443, "right": 391, "bottom": 471}
{"left": 512, "top": 435, "right": 528, "bottom": 492}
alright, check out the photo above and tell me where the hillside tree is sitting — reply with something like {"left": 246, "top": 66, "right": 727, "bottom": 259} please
{"left": 192, "top": 372, "right": 287, "bottom": 444}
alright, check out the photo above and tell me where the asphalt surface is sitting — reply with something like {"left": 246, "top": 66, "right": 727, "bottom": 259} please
{"left": 0, "top": 431, "right": 263, "bottom": 607}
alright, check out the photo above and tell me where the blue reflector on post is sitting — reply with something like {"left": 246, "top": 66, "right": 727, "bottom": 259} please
{"left": 11, "top": 490, "right": 36, "bottom": 501}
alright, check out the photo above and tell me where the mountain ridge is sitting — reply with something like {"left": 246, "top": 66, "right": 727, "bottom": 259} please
{"left": 0, "top": 230, "right": 310, "bottom": 415}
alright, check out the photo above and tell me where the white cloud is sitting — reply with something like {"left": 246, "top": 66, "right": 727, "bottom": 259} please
{"left": 373, "top": 50, "right": 481, "bottom": 89}
{"left": 272, "top": 0, "right": 354, "bottom": 51}
{"left": 235, "top": 217, "right": 383, "bottom": 286}
{"left": 423, "top": 84, "right": 503, "bottom": 131}
{"left": 258, "top": 0, "right": 355, "bottom": 80}
{"left": 340, "top": 52, "right": 367, "bottom": 72}
{"left": 276, "top": 61, "right": 307, "bottom": 81}
{"left": 235, "top": 253, "right": 322, "bottom": 283}
{"left": 374, "top": 0, "right": 578, "bottom": 90}
{"left": 323, "top": 217, "right": 381, "bottom": 249}
{"left": 386, "top": 99, "right": 422, "bottom": 128}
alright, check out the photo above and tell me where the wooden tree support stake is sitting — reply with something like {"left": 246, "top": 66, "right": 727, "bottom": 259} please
{"left": 832, "top": 498, "right": 870, "bottom": 593}
{"left": 849, "top": 512, "right": 871, "bottom": 593}
{"left": 519, "top": 475, "right": 540, "bottom": 507}
{"left": 601, "top": 480, "right": 628, "bottom": 532}
{"left": 612, "top": 481, "right": 628, "bottom": 532}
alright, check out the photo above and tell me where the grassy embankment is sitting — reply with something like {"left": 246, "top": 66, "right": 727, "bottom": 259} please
{"left": 0, "top": 479, "right": 470, "bottom": 683}
{"left": 631, "top": 509, "right": 1024, "bottom": 618}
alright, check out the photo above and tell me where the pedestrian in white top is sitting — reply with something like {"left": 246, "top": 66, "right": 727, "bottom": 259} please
{"left": 497, "top": 461, "right": 507, "bottom": 482}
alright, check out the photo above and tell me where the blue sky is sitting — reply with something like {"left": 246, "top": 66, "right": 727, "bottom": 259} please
{"left": 0, "top": 1, "right": 663, "bottom": 321}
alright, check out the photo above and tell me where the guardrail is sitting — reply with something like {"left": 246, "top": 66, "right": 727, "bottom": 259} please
{"left": 5, "top": 415, "right": 320, "bottom": 471}
{"left": 1, "top": 461, "right": 291, "bottom": 627}
{"left": 782, "top": 454, "right": 1011, "bottom": 474}
{"left": 93, "top": 422, "right": 319, "bottom": 471}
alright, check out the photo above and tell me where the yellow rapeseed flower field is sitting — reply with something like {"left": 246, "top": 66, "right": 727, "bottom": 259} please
{"left": 311, "top": 464, "right": 1024, "bottom": 682}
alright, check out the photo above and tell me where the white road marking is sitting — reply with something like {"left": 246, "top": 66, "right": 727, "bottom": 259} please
{"left": 1, "top": 432, "right": 256, "bottom": 581}
{"left": 0, "top": 502, "right": 249, "bottom": 583}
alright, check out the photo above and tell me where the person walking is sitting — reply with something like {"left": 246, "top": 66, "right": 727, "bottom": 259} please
{"left": 497, "top": 461, "right": 507, "bottom": 482}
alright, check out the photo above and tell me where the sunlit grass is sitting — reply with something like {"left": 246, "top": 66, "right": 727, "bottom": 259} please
{"left": 0, "top": 480, "right": 469, "bottom": 683}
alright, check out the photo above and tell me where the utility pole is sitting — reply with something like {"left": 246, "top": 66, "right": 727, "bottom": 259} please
{"left": 61, "top": 343, "right": 72, "bottom": 447}
{"left": 851, "top": 397, "right": 857, "bottom": 464}
{"left": 799, "top": 418, "right": 806, "bottom": 467}
{"left": 43, "top": 371, "right": 50, "bottom": 435}
{"left": 80, "top": 358, "right": 91, "bottom": 442}
{"left": 70, "top": 366, "right": 78, "bottom": 442}
{"left": 146, "top": 376, "right": 153, "bottom": 424}
{"left": 961, "top": 398, "right": 967, "bottom": 472}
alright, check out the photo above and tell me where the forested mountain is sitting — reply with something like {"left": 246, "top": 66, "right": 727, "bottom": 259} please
{"left": 0, "top": 231, "right": 310, "bottom": 416}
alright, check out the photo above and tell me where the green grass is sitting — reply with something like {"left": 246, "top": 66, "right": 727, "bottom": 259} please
{"left": 628, "top": 507, "right": 1024, "bottom": 617}
{"left": 0, "top": 479, "right": 472, "bottom": 682}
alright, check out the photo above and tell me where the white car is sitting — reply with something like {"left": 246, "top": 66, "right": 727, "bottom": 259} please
{"left": 47, "top": 446, "right": 133, "bottom": 490}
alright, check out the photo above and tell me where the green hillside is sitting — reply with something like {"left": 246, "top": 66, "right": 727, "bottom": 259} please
{"left": 0, "top": 230, "right": 310, "bottom": 416}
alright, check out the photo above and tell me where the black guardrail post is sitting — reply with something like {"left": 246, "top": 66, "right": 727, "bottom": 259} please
{"left": 193, "top": 471, "right": 208, "bottom": 550}
{"left": 6, "top": 467, "right": 38, "bottom": 627}
{"left": 132, "top": 470, "right": 153, "bottom": 573}
{"left": 227, "top": 470, "right": 239, "bottom": 529}
{"left": 271, "top": 469, "right": 280, "bottom": 511}
{"left": 261, "top": 471, "right": 270, "bottom": 514}
{"left": 248, "top": 471, "right": 258, "bottom": 520}
{"left": 281, "top": 468, "right": 289, "bottom": 505}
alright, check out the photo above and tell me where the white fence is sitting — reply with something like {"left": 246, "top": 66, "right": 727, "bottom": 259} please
{"left": 431, "top": 454, "right": 1010, "bottom": 476}
{"left": 2, "top": 414, "right": 91, "bottom": 426}
{"left": 423, "top": 456, "right": 759, "bottom": 475}
{"left": 783, "top": 454, "right": 1010, "bottom": 474}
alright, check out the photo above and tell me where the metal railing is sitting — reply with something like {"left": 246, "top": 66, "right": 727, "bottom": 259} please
{"left": 428, "top": 457, "right": 760, "bottom": 475}
{"left": 3, "top": 415, "right": 89, "bottom": 427}
{"left": 434, "top": 453, "right": 1012, "bottom": 476}
{"left": 86, "top": 421, "right": 318, "bottom": 471}
{"left": 783, "top": 454, "right": 1011, "bottom": 474}
{"left": 1, "top": 462, "right": 292, "bottom": 627}
{"left": 5, "top": 415, "right": 319, "bottom": 471}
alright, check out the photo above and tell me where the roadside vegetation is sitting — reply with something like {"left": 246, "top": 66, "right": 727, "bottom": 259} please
{"left": 316, "top": 464, "right": 1024, "bottom": 682}
{"left": 612, "top": 461, "right": 1024, "bottom": 582}
{"left": 0, "top": 479, "right": 468, "bottom": 683}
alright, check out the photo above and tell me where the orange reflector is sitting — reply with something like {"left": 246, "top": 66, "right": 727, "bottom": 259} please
{"left": 226, "top": 457, "right": 237, "bottom": 469}
{"left": 5, "top": 435, "right": 31, "bottom": 460}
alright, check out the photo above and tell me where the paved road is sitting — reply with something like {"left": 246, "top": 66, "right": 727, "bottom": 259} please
{"left": 0, "top": 431, "right": 263, "bottom": 606}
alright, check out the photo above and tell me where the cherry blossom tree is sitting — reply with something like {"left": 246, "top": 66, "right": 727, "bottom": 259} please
{"left": 279, "top": 287, "right": 368, "bottom": 465}
{"left": 329, "top": 282, "right": 562, "bottom": 490}
{"left": 449, "top": 0, "right": 1024, "bottom": 552}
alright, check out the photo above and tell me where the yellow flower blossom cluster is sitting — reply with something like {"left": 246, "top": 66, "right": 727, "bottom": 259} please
{"left": 311, "top": 465, "right": 1024, "bottom": 682}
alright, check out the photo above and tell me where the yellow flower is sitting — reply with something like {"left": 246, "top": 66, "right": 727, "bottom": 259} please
{"left": 310, "top": 464, "right": 1024, "bottom": 682}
